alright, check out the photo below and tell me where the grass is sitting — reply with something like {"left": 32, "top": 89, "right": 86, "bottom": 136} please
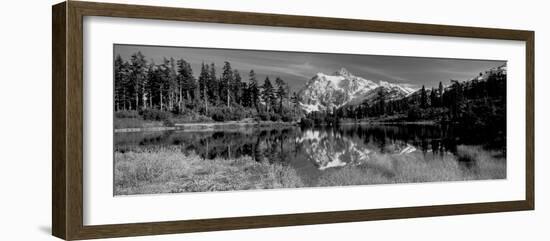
{"left": 114, "top": 142, "right": 505, "bottom": 195}
{"left": 317, "top": 145, "right": 505, "bottom": 187}
{"left": 114, "top": 147, "right": 303, "bottom": 195}
{"left": 455, "top": 145, "right": 506, "bottom": 180}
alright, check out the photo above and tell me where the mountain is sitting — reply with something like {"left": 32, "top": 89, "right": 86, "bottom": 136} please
{"left": 298, "top": 68, "right": 416, "bottom": 113}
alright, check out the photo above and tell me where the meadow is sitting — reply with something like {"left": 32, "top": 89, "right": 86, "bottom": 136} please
{"left": 114, "top": 147, "right": 304, "bottom": 195}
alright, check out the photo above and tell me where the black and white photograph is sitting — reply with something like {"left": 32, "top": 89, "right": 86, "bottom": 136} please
{"left": 113, "top": 44, "right": 507, "bottom": 195}
{"left": 1, "top": 0, "right": 543, "bottom": 240}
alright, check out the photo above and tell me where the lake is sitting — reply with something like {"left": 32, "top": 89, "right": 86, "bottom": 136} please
{"left": 114, "top": 123, "right": 506, "bottom": 190}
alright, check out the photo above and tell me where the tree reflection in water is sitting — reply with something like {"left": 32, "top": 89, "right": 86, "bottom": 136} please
{"left": 115, "top": 124, "right": 506, "bottom": 186}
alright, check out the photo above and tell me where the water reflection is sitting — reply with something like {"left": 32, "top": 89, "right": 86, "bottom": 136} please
{"left": 115, "top": 124, "right": 506, "bottom": 186}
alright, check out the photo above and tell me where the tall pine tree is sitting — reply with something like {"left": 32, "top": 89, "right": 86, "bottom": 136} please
{"left": 168, "top": 58, "right": 178, "bottom": 111}
{"left": 129, "top": 51, "right": 147, "bottom": 110}
{"left": 232, "top": 70, "right": 242, "bottom": 105}
{"left": 198, "top": 62, "right": 210, "bottom": 113}
{"left": 207, "top": 62, "right": 217, "bottom": 104}
{"left": 420, "top": 85, "right": 427, "bottom": 109}
{"left": 275, "top": 77, "right": 288, "bottom": 114}
{"left": 114, "top": 55, "right": 129, "bottom": 111}
{"left": 262, "top": 77, "right": 275, "bottom": 112}
{"left": 221, "top": 61, "right": 234, "bottom": 107}
{"left": 248, "top": 70, "right": 260, "bottom": 112}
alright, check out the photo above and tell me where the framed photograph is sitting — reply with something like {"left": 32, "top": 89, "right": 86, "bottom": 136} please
{"left": 52, "top": 1, "right": 534, "bottom": 240}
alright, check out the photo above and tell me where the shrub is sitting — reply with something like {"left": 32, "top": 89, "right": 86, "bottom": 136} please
{"left": 407, "top": 107, "right": 422, "bottom": 121}
{"left": 172, "top": 114, "right": 212, "bottom": 123}
{"left": 207, "top": 105, "right": 250, "bottom": 122}
{"left": 163, "top": 119, "right": 174, "bottom": 127}
{"left": 206, "top": 106, "right": 226, "bottom": 121}
{"left": 114, "top": 118, "right": 163, "bottom": 129}
{"left": 254, "top": 112, "right": 283, "bottom": 122}
{"left": 257, "top": 112, "right": 269, "bottom": 121}
{"left": 140, "top": 109, "right": 170, "bottom": 121}
{"left": 115, "top": 110, "right": 139, "bottom": 119}
{"left": 227, "top": 108, "right": 245, "bottom": 121}
{"left": 210, "top": 109, "right": 226, "bottom": 121}
{"left": 299, "top": 118, "right": 314, "bottom": 127}
{"left": 281, "top": 113, "right": 293, "bottom": 122}
{"left": 269, "top": 113, "right": 281, "bottom": 122}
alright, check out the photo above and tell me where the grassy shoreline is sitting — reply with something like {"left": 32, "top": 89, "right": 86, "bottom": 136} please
{"left": 114, "top": 144, "right": 505, "bottom": 195}
{"left": 115, "top": 117, "right": 298, "bottom": 133}
{"left": 339, "top": 119, "right": 437, "bottom": 125}
{"left": 114, "top": 148, "right": 303, "bottom": 195}
{"left": 114, "top": 117, "right": 434, "bottom": 133}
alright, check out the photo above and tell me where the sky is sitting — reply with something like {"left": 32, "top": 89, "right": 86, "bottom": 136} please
{"left": 114, "top": 44, "right": 506, "bottom": 92}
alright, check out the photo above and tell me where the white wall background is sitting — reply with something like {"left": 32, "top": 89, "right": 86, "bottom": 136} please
{"left": 0, "top": 0, "right": 547, "bottom": 240}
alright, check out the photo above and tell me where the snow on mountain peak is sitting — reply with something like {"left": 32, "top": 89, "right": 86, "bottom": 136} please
{"left": 313, "top": 72, "right": 346, "bottom": 89}
{"left": 379, "top": 80, "right": 416, "bottom": 96}
{"left": 298, "top": 68, "right": 417, "bottom": 113}
{"left": 379, "top": 80, "right": 392, "bottom": 88}
{"left": 334, "top": 67, "right": 352, "bottom": 77}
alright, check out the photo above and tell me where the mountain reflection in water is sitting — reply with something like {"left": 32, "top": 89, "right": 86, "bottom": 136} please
{"left": 115, "top": 124, "right": 506, "bottom": 186}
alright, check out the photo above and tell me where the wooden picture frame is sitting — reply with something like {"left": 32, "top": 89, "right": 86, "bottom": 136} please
{"left": 52, "top": 1, "right": 534, "bottom": 240}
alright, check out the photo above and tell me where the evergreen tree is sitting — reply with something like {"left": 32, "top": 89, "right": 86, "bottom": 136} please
{"left": 207, "top": 62, "right": 217, "bottom": 103}
{"left": 241, "top": 82, "right": 251, "bottom": 107}
{"left": 376, "top": 88, "right": 386, "bottom": 116}
{"left": 198, "top": 63, "right": 210, "bottom": 113}
{"left": 232, "top": 70, "right": 242, "bottom": 105}
{"left": 187, "top": 62, "right": 197, "bottom": 102}
{"left": 248, "top": 70, "right": 260, "bottom": 111}
{"left": 221, "top": 61, "right": 234, "bottom": 107}
{"left": 145, "top": 62, "right": 157, "bottom": 109}
{"left": 129, "top": 51, "right": 147, "bottom": 110}
{"left": 275, "top": 77, "right": 288, "bottom": 114}
{"left": 262, "top": 77, "right": 275, "bottom": 112}
{"left": 157, "top": 58, "right": 172, "bottom": 111}
{"left": 291, "top": 92, "right": 300, "bottom": 115}
{"left": 176, "top": 59, "right": 187, "bottom": 108}
{"left": 449, "top": 80, "right": 464, "bottom": 119}
{"left": 176, "top": 61, "right": 198, "bottom": 109}
{"left": 148, "top": 61, "right": 163, "bottom": 110}
{"left": 175, "top": 58, "right": 186, "bottom": 111}
{"left": 167, "top": 57, "right": 178, "bottom": 111}
{"left": 176, "top": 59, "right": 196, "bottom": 111}
{"left": 114, "top": 55, "right": 129, "bottom": 111}
{"left": 420, "top": 85, "right": 427, "bottom": 109}
{"left": 360, "top": 101, "right": 369, "bottom": 118}
{"left": 430, "top": 87, "right": 437, "bottom": 107}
